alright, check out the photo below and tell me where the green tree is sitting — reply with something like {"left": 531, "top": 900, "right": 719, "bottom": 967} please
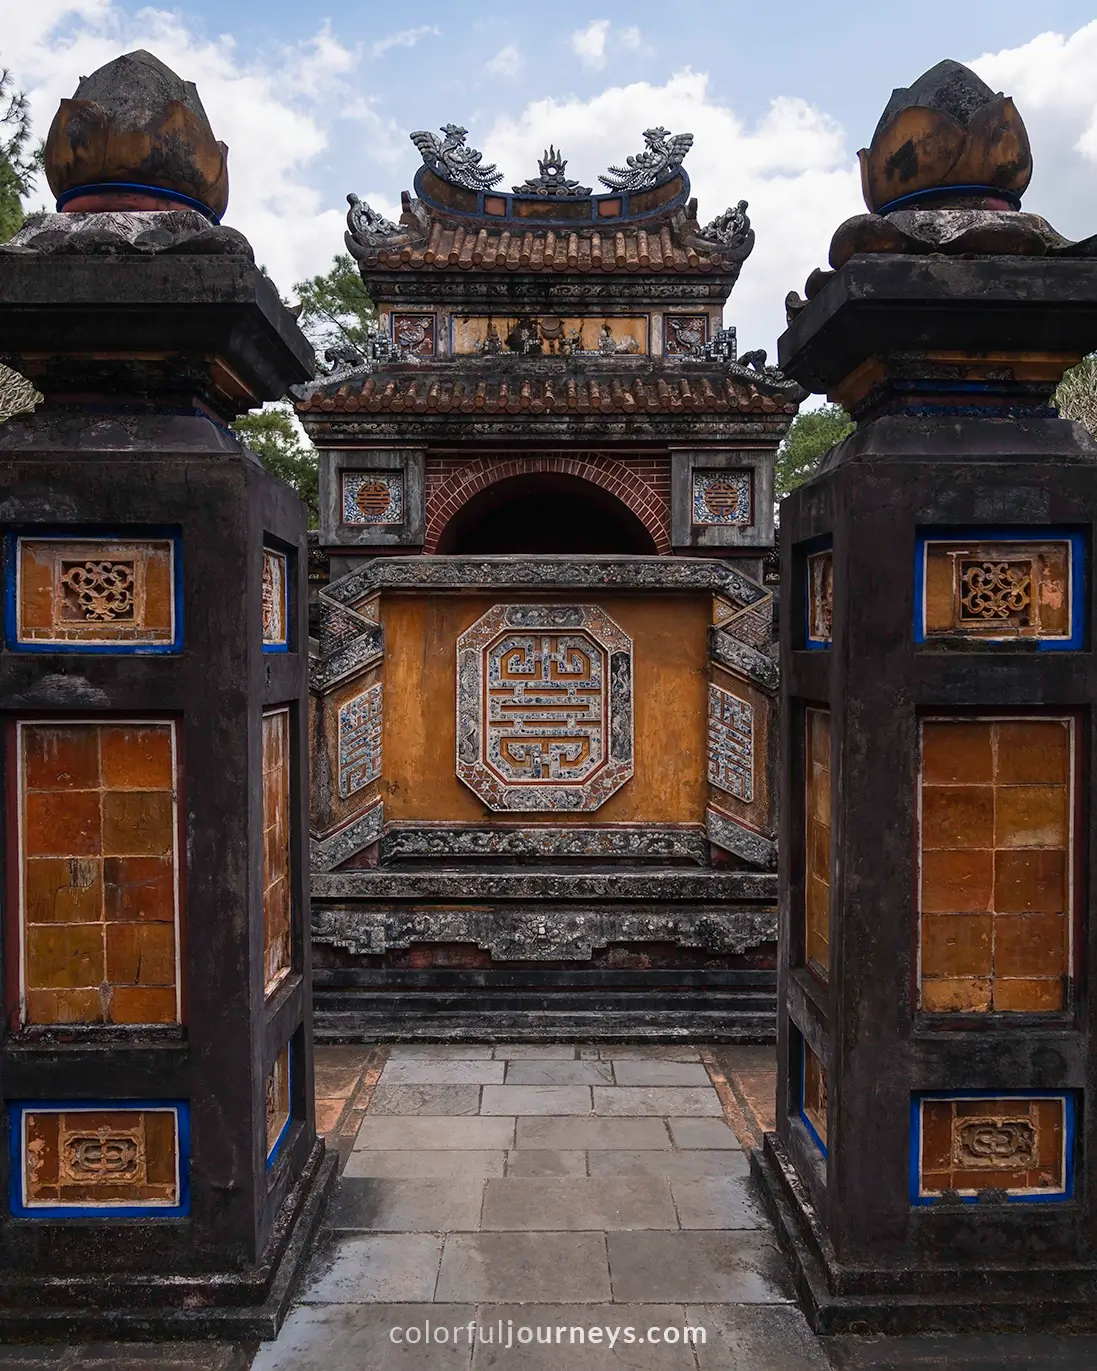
{"left": 0, "top": 65, "right": 38, "bottom": 243}
{"left": 0, "top": 65, "right": 42, "bottom": 420}
{"left": 775, "top": 403, "right": 855, "bottom": 500}
{"left": 293, "top": 252, "right": 375, "bottom": 356}
{"left": 233, "top": 405, "right": 318, "bottom": 526}
{"left": 1054, "top": 355, "right": 1097, "bottom": 438}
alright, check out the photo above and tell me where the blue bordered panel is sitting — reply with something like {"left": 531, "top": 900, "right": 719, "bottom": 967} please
{"left": 8, "top": 1099, "right": 191, "bottom": 1218}
{"left": 914, "top": 527, "right": 1084, "bottom": 651}
{"left": 261, "top": 545, "right": 290, "bottom": 653}
{"left": 910, "top": 1090, "right": 1074, "bottom": 1206}
{"left": 799, "top": 1037, "right": 828, "bottom": 1158}
{"left": 802, "top": 535, "right": 833, "bottom": 650}
{"left": 265, "top": 1045, "right": 292, "bottom": 1170}
{"left": 5, "top": 526, "right": 183, "bottom": 654}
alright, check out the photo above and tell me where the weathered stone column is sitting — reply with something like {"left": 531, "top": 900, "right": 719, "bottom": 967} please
{"left": 0, "top": 51, "right": 330, "bottom": 1337}
{"left": 755, "top": 59, "right": 1097, "bottom": 1331}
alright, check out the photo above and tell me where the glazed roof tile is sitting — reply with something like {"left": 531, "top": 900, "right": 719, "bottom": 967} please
{"left": 294, "top": 367, "right": 797, "bottom": 416}
{"left": 358, "top": 223, "right": 726, "bottom": 275}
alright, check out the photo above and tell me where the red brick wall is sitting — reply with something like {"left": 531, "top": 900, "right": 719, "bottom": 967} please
{"left": 424, "top": 452, "right": 672, "bottom": 553}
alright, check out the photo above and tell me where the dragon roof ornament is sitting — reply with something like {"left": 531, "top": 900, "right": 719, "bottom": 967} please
{"left": 696, "top": 200, "right": 755, "bottom": 261}
{"left": 599, "top": 127, "right": 694, "bottom": 192}
{"left": 410, "top": 124, "right": 502, "bottom": 191}
{"left": 512, "top": 146, "right": 592, "bottom": 198}
{"left": 346, "top": 193, "right": 400, "bottom": 240}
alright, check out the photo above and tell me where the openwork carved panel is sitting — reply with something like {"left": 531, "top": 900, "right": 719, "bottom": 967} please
{"left": 17, "top": 720, "right": 181, "bottom": 1027}
{"left": 691, "top": 471, "right": 751, "bottom": 526}
{"left": 262, "top": 708, "right": 292, "bottom": 995}
{"left": 391, "top": 313, "right": 436, "bottom": 356}
{"left": 919, "top": 535, "right": 1076, "bottom": 645}
{"left": 456, "top": 604, "right": 633, "bottom": 812}
{"left": 915, "top": 1094, "right": 1070, "bottom": 1201}
{"left": 342, "top": 471, "right": 405, "bottom": 526}
{"left": 338, "top": 683, "right": 383, "bottom": 799}
{"left": 707, "top": 684, "right": 753, "bottom": 801}
{"left": 806, "top": 548, "right": 833, "bottom": 647}
{"left": 262, "top": 548, "right": 288, "bottom": 648}
{"left": 801, "top": 1042, "right": 828, "bottom": 1153}
{"left": 918, "top": 716, "right": 1073, "bottom": 1014}
{"left": 15, "top": 1103, "right": 185, "bottom": 1214}
{"left": 14, "top": 536, "right": 179, "bottom": 650}
{"left": 265, "top": 1045, "right": 291, "bottom": 1164}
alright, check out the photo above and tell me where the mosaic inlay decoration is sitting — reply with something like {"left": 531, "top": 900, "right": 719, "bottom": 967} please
{"left": 265, "top": 1045, "right": 291, "bottom": 1164}
{"left": 12, "top": 1103, "right": 186, "bottom": 1215}
{"left": 391, "top": 313, "right": 436, "bottom": 356}
{"left": 12, "top": 536, "right": 179, "bottom": 651}
{"left": 691, "top": 471, "right": 751, "bottom": 527}
{"left": 337, "top": 683, "right": 383, "bottom": 799}
{"left": 341, "top": 471, "right": 405, "bottom": 527}
{"left": 262, "top": 708, "right": 292, "bottom": 995}
{"left": 707, "top": 685, "right": 753, "bottom": 802}
{"left": 452, "top": 314, "right": 649, "bottom": 357}
{"left": 664, "top": 314, "right": 709, "bottom": 355}
{"left": 261, "top": 548, "right": 288, "bottom": 649}
{"left": 17, "top": 720, "right": 181, "bottom": 1027}
{"left": 914, "top": 1094, "right": 1071, "bottom": 1203}
{"left": 918, "top": 535, "right": 1077, "bottom": 646}
{"left": 802, "top": 1041, "right": 828, "bottom": 1154}
{"left": 806, "top": 548, "right": 833, "bottom": 647}
{"left": 805, "top": 708, "right": 831, "bottom": 979}
{"left": 918, "top": 717, "right": 1073, "bottom": 1015}
{"left": 456, "top": 603, "right": 633, "bottom": 813}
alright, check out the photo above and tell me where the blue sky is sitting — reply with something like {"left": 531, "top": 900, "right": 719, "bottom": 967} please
{"left": 6, "top": 2, "right": 1097, "bottom": 351}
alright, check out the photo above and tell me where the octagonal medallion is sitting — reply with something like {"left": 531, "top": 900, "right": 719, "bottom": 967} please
{"left": 456, "top": 603, "right": 634, "bottom": 812}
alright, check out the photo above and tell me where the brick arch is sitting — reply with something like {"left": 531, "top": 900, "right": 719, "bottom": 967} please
{"left": 425, "top": 454, "right": 671, "bottom": 554}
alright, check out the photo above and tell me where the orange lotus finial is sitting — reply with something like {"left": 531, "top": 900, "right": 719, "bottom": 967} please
{"left": 44, "top": 50, "right": 229, "bottom": 220}
{"left": 858, "top": 59, "right": 1031, "bottom": 214}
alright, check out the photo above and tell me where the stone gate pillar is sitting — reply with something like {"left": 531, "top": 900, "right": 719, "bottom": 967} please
{"left": 755, "top": 59, "right": 1097, "bottom": 1331}
{"left": 0, "top": 51, "right": 330, "bottom": 1337}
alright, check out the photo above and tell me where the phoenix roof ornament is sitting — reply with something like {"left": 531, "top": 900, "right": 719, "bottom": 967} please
{"left": 410, "top": 124, "right": 502, "bottom": 191}
{"left": 599, "top": 127, "right": 694, "bottom": 192}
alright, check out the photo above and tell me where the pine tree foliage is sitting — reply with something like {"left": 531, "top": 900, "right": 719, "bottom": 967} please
{"left": 0, "top": 63, "right": 42, "bottom": 421}
{"left": 233, "top": 406, "right": 318, "bottom": 526}
{"left": 292, "top": 252, "right": 376, "bottom": 356}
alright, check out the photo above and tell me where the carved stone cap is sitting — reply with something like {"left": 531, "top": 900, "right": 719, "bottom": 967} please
{"left": 45, "top": 50, "right": 229, "bottom": 219}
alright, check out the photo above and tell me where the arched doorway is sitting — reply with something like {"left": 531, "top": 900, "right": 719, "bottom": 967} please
{"left": 436, "top": 471, "right": 659, "bottom": 554}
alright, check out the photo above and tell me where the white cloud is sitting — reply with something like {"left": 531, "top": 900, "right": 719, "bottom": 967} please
{"left": 620, "top": 26, "right": 643, "bottom": 51}
{"left": 486, "top": 43, "right": 522, "bottom": 78}
{"left": 970, "top": 20, "right": 1097, "bottom": 241}
{"left": 1, "top": 0, "right": 361, "bottom": 298}
{"left": 571, "top": 20, "right": 611, "bottom": 70}
{"left": 369, "top": 25, "right": 442, "bottom": 60}
{"left": 484, "top": 69, "right": 862, "bottom": 354}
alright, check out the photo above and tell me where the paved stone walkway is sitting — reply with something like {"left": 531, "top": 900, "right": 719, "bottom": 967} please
{"left": 252, "top": 1042, "right": 825, "bottom": 1370}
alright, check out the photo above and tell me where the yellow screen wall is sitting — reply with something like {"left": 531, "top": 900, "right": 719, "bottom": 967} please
{"left": 379, "top": 592, "right": 709, "bottom": 824}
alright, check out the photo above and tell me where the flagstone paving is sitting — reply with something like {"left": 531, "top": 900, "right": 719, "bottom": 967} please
{"left": 252, "top": 1042, "right": 816, "bottom": 1371}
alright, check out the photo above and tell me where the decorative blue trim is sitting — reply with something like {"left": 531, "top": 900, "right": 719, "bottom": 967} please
{"left": 802, "top": 533, "right": 833, "bottom": 651}
{"left": 798, "top": 1037, "right": 828, "bottom": 1158}
{"left": 5, "top": 526, "right": 183, "bottom": 655}
{"left": 876, "top": 184, "right": 1022, "bottom": 215}
{"left": 8, "top": 1099, "right": 190, "bottom": 1219}
{"left": 913, "top": 526, "right": 1085, "bottom": 651}
{"left": 910, "top": 1090, "right": 1074, "bottom": 1206}
{"left": 55, "top": 183, "right": 219, "bottom": 222}
{"left": 265, "top": 1049, "right": 293, "bottom": 1170}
